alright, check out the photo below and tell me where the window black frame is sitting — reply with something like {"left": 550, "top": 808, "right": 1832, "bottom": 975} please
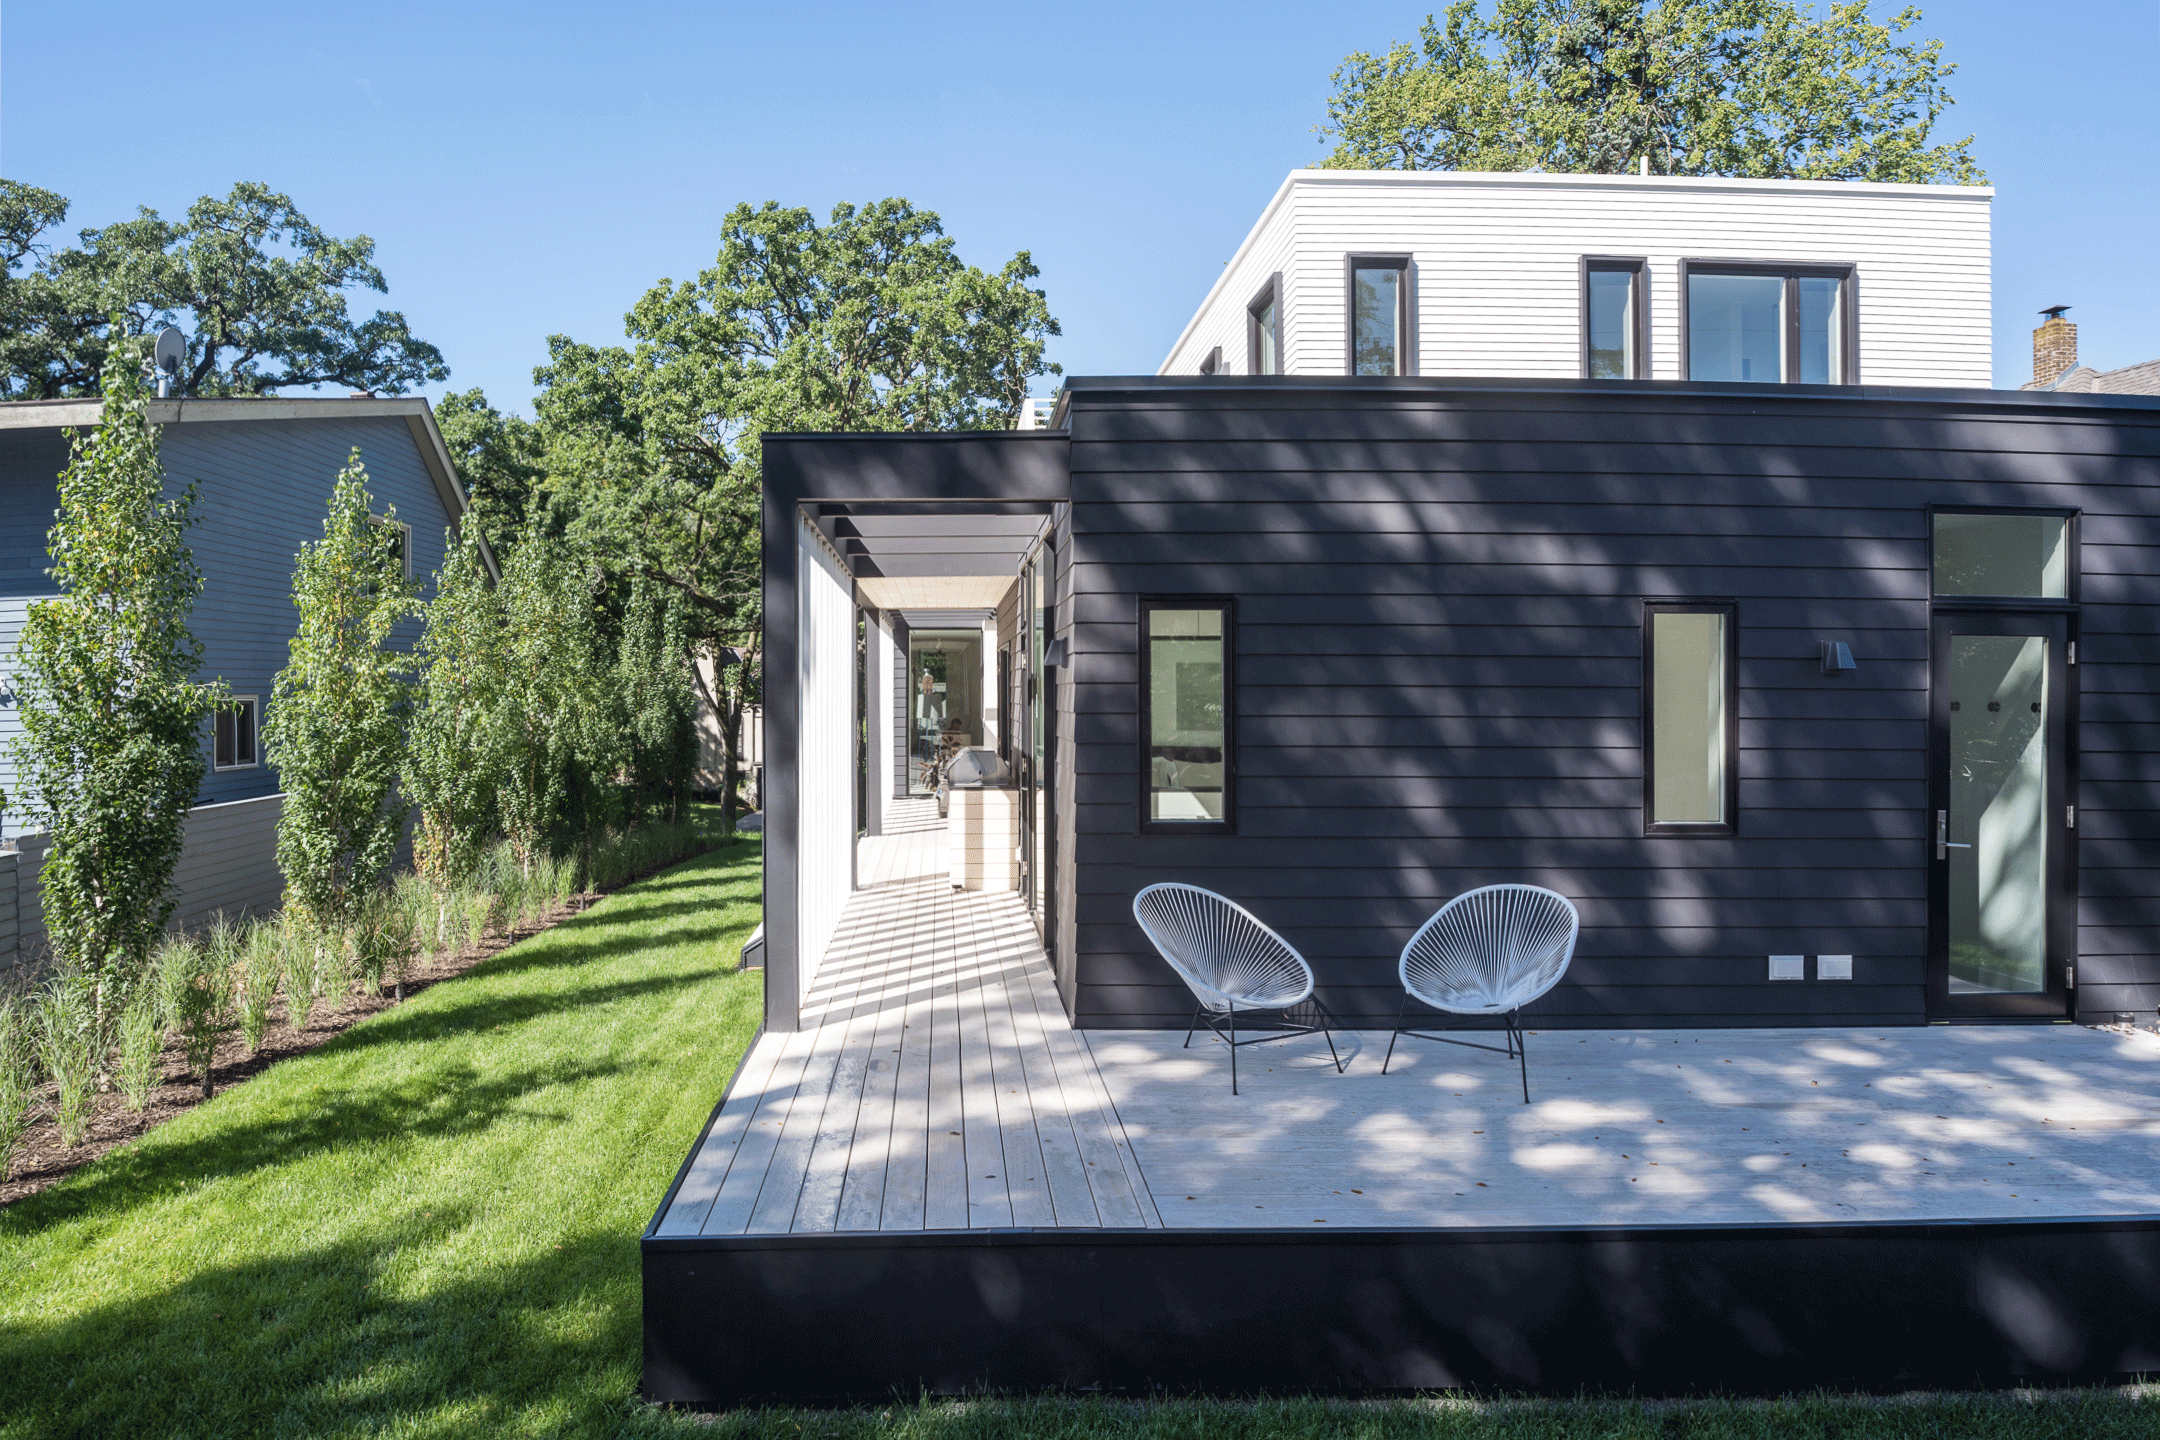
{"left": 1580, "top": 256, "right": 1649, "bottom": 380}
{"left": 1247, "top": 273, "right": 1282, "bottom": 375}
{"left": 1678, "top": 258, "right": 1860, "bottom": 384}
{"left": 1198, "top": 345, "right": 1221, "bottom": 376}
{"left": 1926, "top": 503, "right": 2081, "bottom": 611}
{"left": 1343, "top": 253, "right": 1414, "bottom": 377}
{"left": 1641, "top": 601, "right": 1739, "bottom": 837}
{"left": 215, "top": 695, "right": 260, "bottom": 771}
{"left": 1138, "top": 596, "right": 1236, "bottom": 834}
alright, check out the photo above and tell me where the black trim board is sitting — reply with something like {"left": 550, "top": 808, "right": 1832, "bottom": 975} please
{"left": 642, "top": 1213, "right": 2160, "bottom": 1404}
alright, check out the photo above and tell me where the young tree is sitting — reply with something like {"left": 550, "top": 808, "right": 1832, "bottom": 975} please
{"left": 492, "top": 523, "right": 608, "bottom": 870}
{"left": 617, "top": 576, "right": 699, "bottom": 823}
{"left": 0, "top": 180, "right": 447, "bottom": 399}
{"left": 404, "top": 515, "right": 505, "bottom": 882}
{"left": 4, "top": 336, "right": 215, "bottom": 1012}
{"left": 1318, "top": 0, "right": 1982, "bottom": 183}
{"left": 264, "top": 450, "right": 419, "bottom": 922}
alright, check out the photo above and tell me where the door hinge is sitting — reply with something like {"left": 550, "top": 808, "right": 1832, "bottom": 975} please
{"left": 2067, "top": 804, "right": 2077, "bottom": 829}
{"left": 2068, "top": 641, "right": 2076, "bottom": 666}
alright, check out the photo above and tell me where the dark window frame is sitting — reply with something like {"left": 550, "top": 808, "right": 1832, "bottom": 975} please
{"left": 1247, "top": 273, "right": 1283, "bottom": 375}
{"left": 1679, "top": 258, "right": 1860, "bottom": 384}
{"left": 215, "top": 695, "right": 260, "bottom": 772}
{"left": 1927, "top": 503, "right": 2082, "bottom": 611}
{"left": 1642, "top": 601, "right": 1739, "bottom": 837}
{"left": 1198, "top": 345, "right": 1221, "bottom": 376}
{"left": 1343, "top": 253, "right": 1415, "bottom": 377}
{"left": 1138, "top": 595, "right": 1236, "bottom": 834}
{"left": 1580, "top": 255, "right": 1649, "bottom": 379}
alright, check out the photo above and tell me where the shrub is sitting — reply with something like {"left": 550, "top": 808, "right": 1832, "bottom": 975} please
{"left": 114, "top": 975, "right": 166, "bottom": 1112}
{"left": 236, "top": 922, "right": 282, "bottom": 1054}
{"left": 37, "top": 970, "right": 100, "bottom": 1147}
{"left": 281, "top": 921, "right": 327, "bottom": 1035}
{"left": 0, "top": 993, "right": 37, "bottom": 1179}
{"left": 168, "top": 937, "right": 235, "bottom": 1100}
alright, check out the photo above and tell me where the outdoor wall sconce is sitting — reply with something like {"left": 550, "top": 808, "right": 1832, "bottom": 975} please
{"left": 1044, "top": 637, "right": 1070, "bottom": 668}
{"left": 1820, "top": 640, "right": 1856, "bottom": 675}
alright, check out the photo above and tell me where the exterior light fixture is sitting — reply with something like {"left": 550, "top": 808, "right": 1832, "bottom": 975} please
{"left": 1820, "top": 641, "right": 1856, "bottom": 675}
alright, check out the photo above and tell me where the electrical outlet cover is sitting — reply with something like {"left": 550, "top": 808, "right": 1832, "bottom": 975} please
{"left": 1817, "top": 954, "right": 1854, "bottom": 980}
{"left": 1769, "top": 954, "right": 1805, "bottom": 980}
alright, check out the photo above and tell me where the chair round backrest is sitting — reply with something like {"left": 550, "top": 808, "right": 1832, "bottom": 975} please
{"left": 1132, "top": 883, "right": 1316, "bottom": 1013}
{"left": 1398, "top": 884, "right": 1578, "bottom": 1016}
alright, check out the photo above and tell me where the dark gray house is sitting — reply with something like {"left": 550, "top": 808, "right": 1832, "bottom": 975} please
{"left": 0, "top": 396, "right": 490, "bottom": 969}
{"left": 761, "top": 376, "right": 2160, "bottom": 1034}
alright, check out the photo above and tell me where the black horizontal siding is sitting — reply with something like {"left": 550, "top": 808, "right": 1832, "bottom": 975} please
{"left": 1061, "top": 384, "right": 2160, "bottom": 1030}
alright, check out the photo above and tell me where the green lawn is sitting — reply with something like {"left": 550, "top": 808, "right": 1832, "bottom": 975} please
{"left": 4, "top": 834, "right": 2158, "bottom": 1438}
{"left": 0, "top": 836, "right": 764, "bottom": 1439}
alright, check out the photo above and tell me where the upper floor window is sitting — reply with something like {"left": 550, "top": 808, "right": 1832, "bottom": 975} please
{"left": 1248, "top": 277, "right": 1281, "bottom": 375}
{"left": 1347, "top": 256, "right": 1411, "bottom": 376}
{"left": 1199, "top": 346, "right": 1221, "bottom": 376}
{"left": 1932, "top": 508, "right": 2074, "bottom": 600}
{"left": 1684, "top": 262, "right": 1855, "bottom": 384}
{"left": 1583, "top": 257, "right": 1647, "bottom": 379}
{"left": 370, "top": 515, "right": 413, "bottom": 581}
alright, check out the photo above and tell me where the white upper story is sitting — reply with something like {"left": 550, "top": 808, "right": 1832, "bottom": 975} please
{"left": 1160, "top": 169, "right": 1994, "bottom": 389}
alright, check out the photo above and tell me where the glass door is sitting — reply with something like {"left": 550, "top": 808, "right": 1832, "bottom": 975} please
{"left": 1928, "top": 612, "right": 2074, "bottom": 1017}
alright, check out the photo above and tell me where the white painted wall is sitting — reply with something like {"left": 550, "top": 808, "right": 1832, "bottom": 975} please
{"left": 868, "top": 611, "right": 899, "bottom": 835}
{"left": 795, "top": 515, "right": 857, "bottom": 1009}
{"left": 1162, "top": 170, "right": 1994, "bottom": 389}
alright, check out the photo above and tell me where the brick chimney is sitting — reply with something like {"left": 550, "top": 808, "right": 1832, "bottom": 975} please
{"left": 2033, "top": 306, "right": 2077, "bottom": 386}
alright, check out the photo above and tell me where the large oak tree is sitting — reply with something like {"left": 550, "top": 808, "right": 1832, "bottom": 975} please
{"left": 1318, "top": 0, "right": 1982, "bottom": 183}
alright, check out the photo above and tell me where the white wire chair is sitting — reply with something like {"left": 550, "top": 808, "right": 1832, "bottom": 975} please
{"left": 1382, "top": 884, "right": 1579, "bottom": 1102}
{"left": 1132, "top": 882, "right": 1343, "bottom": 1095}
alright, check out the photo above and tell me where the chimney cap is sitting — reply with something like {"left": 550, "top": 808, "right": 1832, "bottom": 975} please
{"left": 2039, "top": 305, "right": 2072, "bottom": 321}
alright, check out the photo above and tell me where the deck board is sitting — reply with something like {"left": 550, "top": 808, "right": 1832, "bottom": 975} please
{"left": 660, "top": 820, "right": 2160, "bottom": 1238}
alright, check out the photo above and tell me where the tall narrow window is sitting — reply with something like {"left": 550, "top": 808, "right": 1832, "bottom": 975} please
{"left": 215, "top": 696, "right": 260, "bottom": 771}
{"left": 1248, "top": 276, "right": 1281, "bottom": 375}
{"left": 1141, "top": 599, "right": 1233, "bottom": 829}
{"left": 1644, "top": 605, "right": 1735, "bottom": 835}
{"left": 1583, "top": 258, "right": 1646, "bottom": 379}
{"left": 1347, "top": 256, "right": 1410, "bottom": 376}
{"left": 1684, "top": 262, "right": 1856, "bottom": 383}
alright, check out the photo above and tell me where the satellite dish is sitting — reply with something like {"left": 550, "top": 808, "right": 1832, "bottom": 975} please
{"left": 152, "top": 325, "right": 187, "bottom": 375}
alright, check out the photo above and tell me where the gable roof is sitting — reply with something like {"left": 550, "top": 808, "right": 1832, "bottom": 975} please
{"left": 0, "top": 396, "right": 500, "bottom": 582}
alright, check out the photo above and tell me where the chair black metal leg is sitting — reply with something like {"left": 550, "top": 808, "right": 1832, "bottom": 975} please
{"left": 1322, "top": 1021, "right": 1343, "bottom": 1074}
{"left": 1515, "top": 1009, "right": 1530, "bottom": 1104}
{"left": 1228, "top": 1001, "right": 1239, "bottom": 1096}
{"left": 1184, "top": 1003, "right": 1202, "bottom": 1050}
{"left": 1381, "top": 992, "right": 1409, "bottom": 1075}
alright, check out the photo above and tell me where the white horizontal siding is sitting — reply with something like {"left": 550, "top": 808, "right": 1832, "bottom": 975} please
{"left": 1162, "top": 170, "right": 1992, "bottom": 389}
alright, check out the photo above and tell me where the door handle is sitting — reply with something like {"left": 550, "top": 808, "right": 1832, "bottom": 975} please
{"left": 1936, "top": 810, "right": 1973, "bottom": 859}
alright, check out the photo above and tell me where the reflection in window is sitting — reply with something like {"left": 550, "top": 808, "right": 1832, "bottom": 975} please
{"left": 1932, "top": 512, "right": 2069, "bottom": 598}
{"left": 1646, "top": 607, "right": 1732, "bottom": 832}
{"left": 215, "top": 696, "right": 259, "bottom": 770}
{"left": 1585, "top": 265, "right": 1639, "bottom": 379}
{"left": 1351, "top": 261, "right": 1405, "bottom": 376}
{"left": 1144, "top": 602, "right": 1230, "bottom": 826}
{"left": 1797, "top": 276, "right": 1843, "bottom": 384}
{"left": 1688, "top": 272, "right": 1784, "bottom": 382}
{"left": 1946, "top": 635, "right": 2049, "bottom": 995}
{"left": 908, "top": 629, "right": 982, "bottom": 795}
{"left": 1249, "top": 286, "right": 1280, "bottom": 375}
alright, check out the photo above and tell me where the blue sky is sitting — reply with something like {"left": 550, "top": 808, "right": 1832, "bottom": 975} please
{"left": 4, "top": 1, "right": 2155, "bottom": 409}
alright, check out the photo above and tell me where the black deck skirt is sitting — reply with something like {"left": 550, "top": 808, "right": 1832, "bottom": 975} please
{"left": 642, "top": 1216, "right": 2160, "bottom": 1405}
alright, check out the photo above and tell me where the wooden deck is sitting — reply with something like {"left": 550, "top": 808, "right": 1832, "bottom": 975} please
{"left": 656, "top": 823, "right": 2160, "bottom": 1237}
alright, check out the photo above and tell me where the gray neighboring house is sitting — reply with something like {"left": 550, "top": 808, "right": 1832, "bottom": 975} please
{"left": 2021, "top": 306, "right": 2160, "bottom": 395}
{"left": 0, "top": 396, "right": 493, "bottom": 973}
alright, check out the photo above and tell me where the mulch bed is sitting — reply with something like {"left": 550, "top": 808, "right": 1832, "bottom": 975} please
{"left": 0, "top": 871, "right": 676, "bottom": 1208}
